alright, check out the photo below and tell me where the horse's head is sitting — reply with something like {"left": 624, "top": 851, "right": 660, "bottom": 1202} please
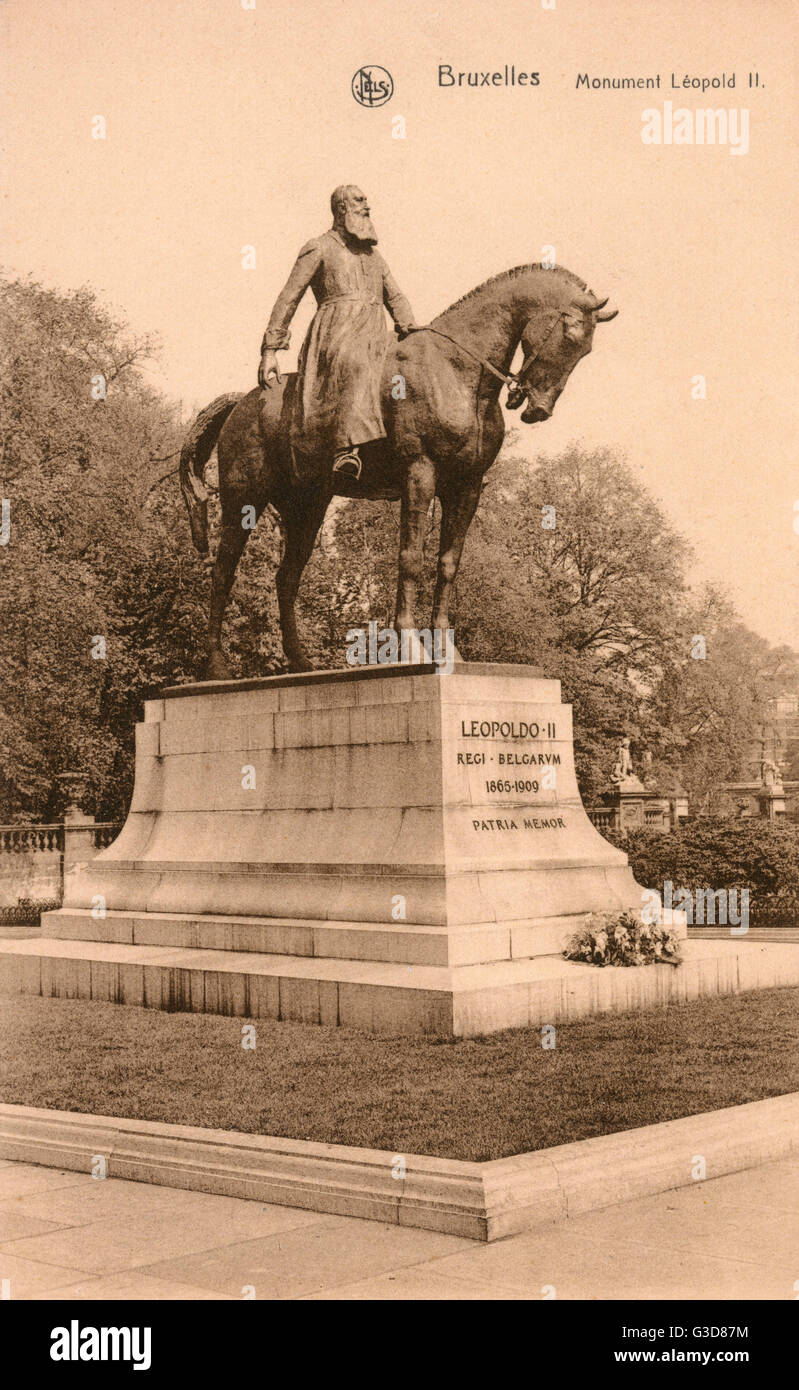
{"left": 507, "top": 292, "right": 618, "bottom": 424}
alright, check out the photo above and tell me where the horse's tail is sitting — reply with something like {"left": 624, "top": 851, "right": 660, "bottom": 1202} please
{"left": 179, "top": 393, "right": 243, "bottom": 555}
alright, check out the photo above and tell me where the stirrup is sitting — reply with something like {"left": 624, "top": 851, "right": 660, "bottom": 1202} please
{"left": 332, "top": 449, "right": 362, "bottom": 481}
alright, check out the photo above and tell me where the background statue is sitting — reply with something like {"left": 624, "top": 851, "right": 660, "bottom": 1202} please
{"left": 180, "top": 228, "right": 618, "bottom": 676}
{"left": 760, "top": 756, "right": 783, "bottom": 791}
{"left": 611, "top": 737, "right": 635, "bottom": 784}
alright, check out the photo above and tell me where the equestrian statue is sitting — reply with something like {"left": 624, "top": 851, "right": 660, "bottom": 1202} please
{"left": 180, "top": 184, "right": 618, "bottom": 677}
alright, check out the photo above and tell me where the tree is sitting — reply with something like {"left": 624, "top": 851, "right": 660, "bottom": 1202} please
{"left": 0, "top": 276, "right": 204, "bottom": 821}
{"left": 649, "top": 586, "right": 799, "bottom": 803}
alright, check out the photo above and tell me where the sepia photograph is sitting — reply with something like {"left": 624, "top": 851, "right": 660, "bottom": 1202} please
{"left": 0, "top": 0, "right": 797, "bottom": 1358}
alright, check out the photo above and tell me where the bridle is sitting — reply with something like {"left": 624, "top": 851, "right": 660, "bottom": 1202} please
{"left": 415, "top": 308, "right": 565, "bottom": 401}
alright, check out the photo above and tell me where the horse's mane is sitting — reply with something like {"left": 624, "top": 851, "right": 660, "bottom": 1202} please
{"left": 438, "top": 264, "right": 588, "bottom": 317}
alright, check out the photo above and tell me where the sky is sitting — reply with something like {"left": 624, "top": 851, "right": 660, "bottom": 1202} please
{"left": 1, "top": 0, "right": 797, "bottom": 649}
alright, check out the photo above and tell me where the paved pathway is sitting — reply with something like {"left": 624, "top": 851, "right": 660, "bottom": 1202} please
{"left": 0, "top": 1155, "right": 797, "bottom": 1300}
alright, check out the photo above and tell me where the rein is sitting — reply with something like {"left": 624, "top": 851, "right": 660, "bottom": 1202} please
{"left": 416, "top": 309, "right": 564, "bottom": 394}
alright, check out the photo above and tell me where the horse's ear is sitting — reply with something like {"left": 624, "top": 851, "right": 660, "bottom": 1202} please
{"left": 572, "top": 292, "right": 618, "bottom": 322}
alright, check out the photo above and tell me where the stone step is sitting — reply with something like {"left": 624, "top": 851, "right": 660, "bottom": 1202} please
{"left": 2, "top": 934, "right": 519, "bottom": 1035}
{"left": 42, "top": 907, "right": 593, "bottom": 966}
{"left": 4, "top": 935, "right": 799, "bottom": 1038}
{"left": 688, "top": 926, "right": 799, "bottom": 943}
{"left": 45, "top": 907, "right": 453, "bottom": 965}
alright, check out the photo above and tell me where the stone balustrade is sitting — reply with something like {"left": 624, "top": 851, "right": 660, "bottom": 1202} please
{"left": 0, "top": 819, "right": 121, "bottom": 912}
{"left": 0, "top": 825, "right": 64, "bottom": 854}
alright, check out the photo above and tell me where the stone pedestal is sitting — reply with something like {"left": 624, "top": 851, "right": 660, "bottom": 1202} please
{"left": 757, "top": 788, "right": 786, "bottom": 821}
{"left": 718, "top": 779, "right": 794, "bottom": 821}
{"left": 62, "top": 807, "right": 98, "bottom": 868}
{"left": 2, "top": 663, "right": 679, "bottom": 1036}
{"left": 600, "top": 779, "right": 671, "bottom": 834}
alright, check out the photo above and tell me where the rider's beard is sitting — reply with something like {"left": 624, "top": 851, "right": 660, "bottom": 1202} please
{"left": 342, "top": 210, "right": 378, "bottom": 245}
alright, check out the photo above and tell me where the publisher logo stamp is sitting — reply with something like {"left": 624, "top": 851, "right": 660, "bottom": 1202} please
{"left": 352, "top": 66, "right": 394, "bottom": 107}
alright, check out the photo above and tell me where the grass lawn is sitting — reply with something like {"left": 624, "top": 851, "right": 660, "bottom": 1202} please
{"left": 1, "top": 959, "right": 798, "bottom": 1161}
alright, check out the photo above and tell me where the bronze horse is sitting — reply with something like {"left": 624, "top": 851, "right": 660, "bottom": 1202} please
{"left": 180, "top": 264, "right": 617, "bottom": 677}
